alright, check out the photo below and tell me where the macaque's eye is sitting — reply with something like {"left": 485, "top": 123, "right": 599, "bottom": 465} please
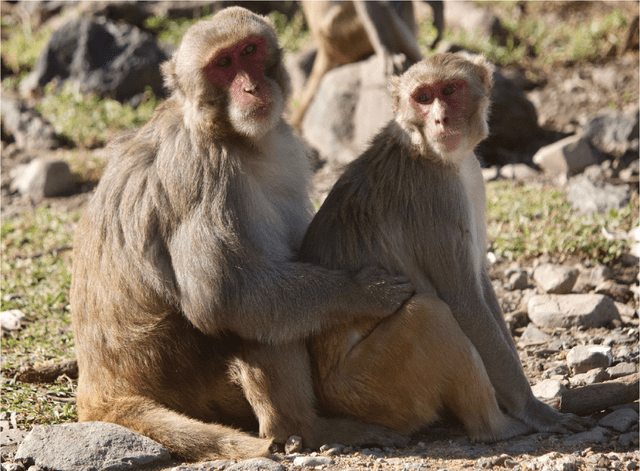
{"left": 242, "top": 44, "right": 257, "bottom": 56}
{"left": 216, "top": 56, "right": 232, "bottom": 68}
{"left": 442, "top": 84, "right": 456, "bottom": 95}
{"left": 416, "top": 93, "right": 431, "bottom": 103}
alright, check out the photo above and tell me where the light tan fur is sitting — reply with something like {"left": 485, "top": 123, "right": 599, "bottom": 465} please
{"left": 299, "top": 53, "right": 586, "bottom": 440}
{"left": 71, "top": 7, "right": 412, "bottom": 462}
{"left": 290, "top": 1, "right": 443, "bottom": 129}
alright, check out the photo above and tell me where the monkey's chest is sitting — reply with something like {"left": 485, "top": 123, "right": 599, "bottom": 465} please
{"left": 243, "top": 185, "right": 308, "bottom": 260}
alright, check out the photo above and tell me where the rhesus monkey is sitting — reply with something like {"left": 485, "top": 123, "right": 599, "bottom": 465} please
{"left": 71, "top": 7, "right": 413, "bottom": 462}
{"left": 290, "top": 1, "right": 444, "bottom": 129}
{"left": 299, "top": 53, "right": 586, "bottom": 440}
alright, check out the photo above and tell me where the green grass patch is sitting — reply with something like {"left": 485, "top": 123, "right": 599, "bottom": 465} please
{"left": 145, "top": 6, "right": 215, "bottom": 47}
{"left": 434, "top": 5, "right": 629, "bottom": 67}
{"left": 36, "top": 82, "right": 160, "bottom": 148}
{"left": 486, "top": 180, "right": 639, "bottom": 263}
{"left": 269, "top": 10, "right": 311, "bottom": 53}
{"left": 0, "top": 19, "right": 53, "bottom": 73}
{"left": 1, "top": 380, "right": 77, "bottom": 428}
{"left": 146, "top": 7, "right": 311, "bottom": 51}
{"left": 442, "top": 27, "right": 527, "bottom": 67}
{"left": 1, "top": 207, "right": 79, "bottom": 427}
{"left": 417, "top": 11, "right": 442, "bottom": 52}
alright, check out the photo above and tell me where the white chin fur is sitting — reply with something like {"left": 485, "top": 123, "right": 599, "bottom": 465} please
{"left": 229, "top": 90, "right": 284, "bottom": 139}
{"left": 435, "top": 136, "right": 474, "bottom": 163}
{"left": 398, "top": 120, "right": 474, "bottom": 165}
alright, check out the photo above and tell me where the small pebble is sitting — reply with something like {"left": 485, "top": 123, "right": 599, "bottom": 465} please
{"left": 285, "top": 435, "right": 303, "bottom": 454}
{"left": 292, "top": 456, "right": 334, "bottom": 467}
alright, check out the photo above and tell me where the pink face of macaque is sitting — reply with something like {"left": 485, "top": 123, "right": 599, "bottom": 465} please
{"left": 203, "top": 36, "right": 274, "bottom": 119}
{"left": 410, "top": 79, "right": 472, "bottom": 153}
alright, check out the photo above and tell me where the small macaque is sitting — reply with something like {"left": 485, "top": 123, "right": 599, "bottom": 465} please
{"left": 71, "top": 7, "right": 412, "bottom": 462}
{"left": 299, "top": 53, "right": 586, "bottom": 440}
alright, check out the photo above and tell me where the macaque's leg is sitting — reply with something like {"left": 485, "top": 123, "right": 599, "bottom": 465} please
{"left": 232, "top": 341, "right": 408, "bottom": 448}
{"left": 314, "top": 294, "right": 531, "bottom": 442}
{"left": 290, "top": 48, "right": 336, "bottom": 128}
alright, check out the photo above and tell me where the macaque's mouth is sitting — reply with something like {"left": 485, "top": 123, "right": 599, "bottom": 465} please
{"left": 433, "top": 133, "right": 463, "bottom": 151}
{"left": 250, "top": 103, "right": 272, "bottom": 119}
{"left": 433, "top": 131, "right": 461, "bottom": 140}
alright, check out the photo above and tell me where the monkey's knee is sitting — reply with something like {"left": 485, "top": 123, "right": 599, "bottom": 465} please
{"left": 231, "top": 342, "right": 316, "bottom": 443}
{"left": 404, "top": 296, "right": 522, "bottom": 441}
{"left": 437, "top": 339, "right": 522, "bottom": 442}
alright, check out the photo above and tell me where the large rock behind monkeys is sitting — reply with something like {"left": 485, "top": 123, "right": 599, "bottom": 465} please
{"left": 294, "top": 53, "right": 402, "bottom": 201}
{"left": 300, "top": 54, "right": 398, "bottom": 169}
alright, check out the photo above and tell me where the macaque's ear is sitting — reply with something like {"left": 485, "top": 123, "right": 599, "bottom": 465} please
{"left": 161, "top": 58, "right": 179, "bottom": 92}
{"left": 389, "top": 75, "right": 402, "bottom": 113}
{"left": 473, "top": 55, "right": 495, "bottom": 93}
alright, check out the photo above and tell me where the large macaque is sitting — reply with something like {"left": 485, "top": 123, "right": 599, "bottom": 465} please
{"left": 299, "top": 53, "right": 586, "bottom": 440}
{"left": 290, "top": 1, "right": 444, "bottom": 129}
{"left": 71, "top": 7, "right": 412, "bottom": 462}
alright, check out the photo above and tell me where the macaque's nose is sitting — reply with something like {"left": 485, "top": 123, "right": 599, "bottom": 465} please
{"left": 433, "top": 99, "right": 448, "bottom": 125}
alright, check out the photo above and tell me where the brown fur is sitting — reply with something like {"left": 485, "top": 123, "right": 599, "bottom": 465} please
{"left": 71, "top": 7, "right": 412, "bottom": 462}
{"left": 290, "top": 1, "right": 443, "bottom": 129}
{"left": 299, "top": 53, "right": 585, "bottom": 440}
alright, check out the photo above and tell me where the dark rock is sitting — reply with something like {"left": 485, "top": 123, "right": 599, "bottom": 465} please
{"left": 79, "top": 1, "right": 160, "bottom": 30}
{"left": 619, "top": 431, "right": 639, "bottom": 447}
{"left": 563, "top": 427, "right": 609, "bottom": 446}
{"left": 21, "top": 16, "right": 168, "bottom": 102}
{"left": 598, "top": 408, "right": 639, "bottom": 432}
{"left": 583, "top": 109, "right": 639, "bottom": 157}
{"left": 482, "top": 68, "right": 541, "bottom": 165}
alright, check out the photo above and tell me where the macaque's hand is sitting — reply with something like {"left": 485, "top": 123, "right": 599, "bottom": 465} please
{"left": 355, "top": 266, "right": 414, "bottom": 315}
